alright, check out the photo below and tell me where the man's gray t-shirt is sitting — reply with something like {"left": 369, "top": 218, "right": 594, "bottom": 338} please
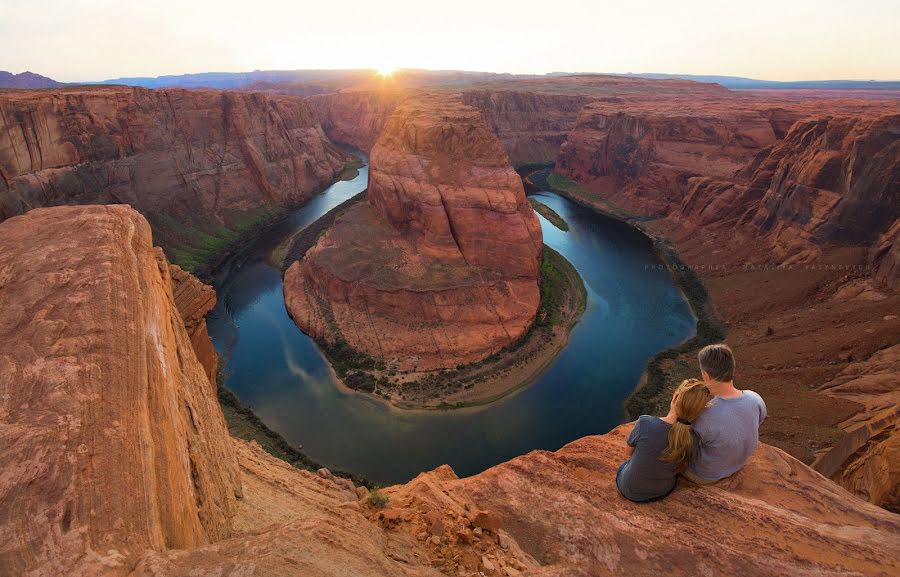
{"left": 688, "top": 390, "right": 767, "bottom": 481}
{"left": 617, "top": 415, "right": 677, "bottom": 502}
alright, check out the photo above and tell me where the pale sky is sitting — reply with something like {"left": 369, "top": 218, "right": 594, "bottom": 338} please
{"left": 2, "top": 0, "right": 898, "bottom": 82}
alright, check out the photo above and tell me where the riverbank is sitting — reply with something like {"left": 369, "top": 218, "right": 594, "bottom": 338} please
{"left": 158, "top": 157, "right": 364, "bottom": 280}
{"left": 281, "top": 238, "right": 587, "bottom": 410}
{"left": 524, "top": 167, "right": 726, "bottom": 417}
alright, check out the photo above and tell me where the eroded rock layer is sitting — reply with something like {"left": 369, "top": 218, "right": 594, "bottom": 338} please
{"left": 0, "top": 86, "right": 348, "bottom": 260}
{"left": 2, "top": 205, "right": 899, "bottom": 577}
{"left": 285, "top": 95, "right": 542, "bottom": 371}
{"left": 0, "top": 205, "right": 241, "bottom": 575}
{"left": 680, "top": 113, "right": 900, "bottom": 262}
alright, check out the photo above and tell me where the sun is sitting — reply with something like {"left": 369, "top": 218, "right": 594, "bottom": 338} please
{"left": 375, "top": 66, "right": 397, "bottom": 78}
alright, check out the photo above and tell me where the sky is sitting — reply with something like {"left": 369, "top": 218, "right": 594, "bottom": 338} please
{"left": 2, "top": 0, "right": 899, "bottom": 82}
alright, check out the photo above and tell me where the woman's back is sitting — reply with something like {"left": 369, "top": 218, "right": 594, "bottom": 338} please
{"left": 616, "top": 415, "right": 677, "bottom": 502}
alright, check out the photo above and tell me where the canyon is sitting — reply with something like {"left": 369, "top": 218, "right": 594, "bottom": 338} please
{"left": 1, "top": 204, "right": 898, "bottom": 576}
{"left": 0, "top": 72, "right": 898, "bottom": 575}
{"left": 294, "top": 76, "right": 899, "bottom": 509}
{"left": 0, "top": 86, "right": 349, "bottom": 271}
{"left": 284, "top": 94, "right": 545, "bottom": 396}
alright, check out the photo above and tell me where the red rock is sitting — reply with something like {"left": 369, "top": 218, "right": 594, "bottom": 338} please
{"left": 165, "top": 258, "right": 219, "bottom": 384}
{"left": 0, "top": 86, "right": 348, "bottom": 260}
{"left": 0, "top": 205, "right": 242, "bottom": 574}
{"left": 285, "top": 94, "right": 542, "bottom": 371}
{"left": 470, "top": 511, "right": 501, "bottom": 532}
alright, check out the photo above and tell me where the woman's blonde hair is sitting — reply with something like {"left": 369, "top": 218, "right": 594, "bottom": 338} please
{"left": 662, "top": 378, "right": 712, "bottom": 471}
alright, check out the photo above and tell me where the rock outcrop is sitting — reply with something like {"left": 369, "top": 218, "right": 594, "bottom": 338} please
{"left": 0, "top": 205, "right": 241, "bottom": 575}
{"left": 555, "top": 101, "right": 779, "bottom": 214}
{"left": 166, "top": 259, "right": 219, "bottom": 384}
{"left": 308, "top": 90, "right": 405, "bottom": 151}
{"left": 460, "top": 90, "right": 592, "bottom": 166}
{"left": 0, "top": 86, "right": 348, "bottom": 263}
{"left": 285, "top": 95, "right": 542, "bottom": 371}
{"left": 2, "top": 204, "right": 899, "bottom": 576}
{"left": 679, "top": 113, "right": 900, "bottom": 264}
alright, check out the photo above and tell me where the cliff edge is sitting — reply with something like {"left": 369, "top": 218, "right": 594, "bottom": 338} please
{"left": 1, "top": 204, "right": 898, "bottom": 576}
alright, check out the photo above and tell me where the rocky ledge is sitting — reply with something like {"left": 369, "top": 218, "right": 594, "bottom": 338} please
{"left": 284, "top": 94, "right": 547, "bottom": 404}
{"left": 1, "top": 204, "right": 898, "bottom": 576}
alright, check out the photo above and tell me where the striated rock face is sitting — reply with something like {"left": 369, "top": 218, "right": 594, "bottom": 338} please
{"left": 0, "top": 205, "right": 241, "bottom": 575}
{"left": 308, "top": 90, "right": 405, "bottom": 151}
{"left": 2, "top": 205, "right": 898, "bottom": 576}
{"left": 0, "top": 86, "right": 348, "bottom": 260}
{"left": 166, "top": 259, "right": 219, "bottom": 385}
{"left": 461, "top": 90, "right": 592, "bottom": 166}
{"left": 679, "top": 114, "right": 900, "bottom": 265}
{"left": 556, "top": 102, "right": 778, "bottom": 214}
{"left": 285, "top": 95, "right": 542, "bottom": 371}
{"left": 818, "top": 344, "right": 900, "bottom": 512}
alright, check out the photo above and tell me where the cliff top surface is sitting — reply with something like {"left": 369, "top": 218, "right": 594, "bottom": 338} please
{"left": 1, "top": 204, "right": 899, "bottom": 576}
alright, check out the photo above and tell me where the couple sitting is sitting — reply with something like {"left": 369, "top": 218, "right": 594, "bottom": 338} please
{"left": 617, "top": 343, "right": 767, "bottom": 502}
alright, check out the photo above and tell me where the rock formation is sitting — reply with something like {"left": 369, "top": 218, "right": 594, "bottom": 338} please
{"left": 679, "top": 113, "right": 900, "bottom": 263}
{"left": 0, "top": 205, "right": 241, "bottom": 575}
{"left": 2, "top": 204, "right": 899, "bottom": 576}
{"left": 555, "top": 101, "right": 780, "bottom": 214}
{"left": 0, "top": 86, "right": 348, "bottom": 265}
{"left": 308, "top": 90, "right": 406, "bottom": 151}
{"left": 167, "top": 259, "right": 219, "bottom": 384}
{"left": 460, "top": 90, "right": 592, "bottom": 166}
{"left": 285, "top": 94, "right": 542, "bottom": 371}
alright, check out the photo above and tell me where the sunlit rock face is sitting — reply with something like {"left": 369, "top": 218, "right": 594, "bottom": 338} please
{"left": 285, "top": 94, "right": 542, "bottom": 371}
{"left": 0, "top": 86, "right": 348, "bottom": 257}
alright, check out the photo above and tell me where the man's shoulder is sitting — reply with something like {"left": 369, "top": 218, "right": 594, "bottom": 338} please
{"left": 742, "top": 390, "right": 766, "bottom": 406}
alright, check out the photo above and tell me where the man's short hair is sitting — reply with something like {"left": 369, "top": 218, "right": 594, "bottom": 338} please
{"left": 698, "top": 343, "right": 735, "bottom": 382}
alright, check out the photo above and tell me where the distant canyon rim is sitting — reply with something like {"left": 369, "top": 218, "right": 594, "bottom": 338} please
{"left": 0, "top": 68, "right": 899, "bottom": 576}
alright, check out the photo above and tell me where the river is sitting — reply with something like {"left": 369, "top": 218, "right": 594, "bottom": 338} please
{"left": 207, "top": 159, "right": 695, "bottom": 484}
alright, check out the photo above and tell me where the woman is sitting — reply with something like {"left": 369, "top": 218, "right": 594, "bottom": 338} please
{"left": 616, "top": 379, "right": 711, "bottom": 502}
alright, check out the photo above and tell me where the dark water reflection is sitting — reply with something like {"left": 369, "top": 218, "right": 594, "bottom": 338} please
{"left": 207, "top": 162, "right": 695, "bottom": 484}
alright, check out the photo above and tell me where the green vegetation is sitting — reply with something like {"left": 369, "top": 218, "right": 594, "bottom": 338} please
{"left": 150, "top": 207, "right": 285, "bottom": 277}
{"left": 625, "top": 236, "right": 727, "bottom": 417}
{"left": 527, "top": 167, "right": 727, "bottom": 418}
{"left": 537, "top": 245, "right": 586, "bottom": 328}
{"left": 216, "top": 367, "right": 371, "bottom": 487}
{"left": 275, "top": 191, "right": 367, "bottom": 271}
{"left": 529, "top": 198, "right": 569, "bottom": 231}
{"left": 367, "top": 489, "right": 390, "bottom": 508}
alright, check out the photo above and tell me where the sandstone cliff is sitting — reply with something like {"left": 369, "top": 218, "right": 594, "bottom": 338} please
{"left": 460, "top": 90, "right": 592, "bottom": 166}
{"left": 285, "top": 94, "right": 542, "bottom": 373}
{"left": 2, "top": 205, "right": 899, "bottom": 576}
{"left": 0, "top": 86, "right": 348, "bottom": 268}
{"left": 308, "top": 90, "right": 405, "bottom": 151}
{"left": 555, "top": 101, "right": 779, "bottom": 214}
{"left": 0, "top": 205, "right": 241, "bottom": 575}
{"left": 679, "top": 114, "right": 899, "bottom": 263}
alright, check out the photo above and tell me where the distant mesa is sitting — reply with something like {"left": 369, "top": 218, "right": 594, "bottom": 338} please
{"left": 284, "top": 94, "right": 543, "bottom": 379}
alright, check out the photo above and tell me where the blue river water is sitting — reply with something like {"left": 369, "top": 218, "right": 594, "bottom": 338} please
{"left": 207, "top": 161, "right": 695, "bottom": 484}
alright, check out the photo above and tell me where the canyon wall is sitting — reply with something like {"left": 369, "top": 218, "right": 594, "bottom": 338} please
{"left": 679, "top": 113, "right": 899, "bottom": 263}
{"left": 0, "top": 86, "right": 348, "bottom": 265}
{"left": 460, "top": 90, "right": 592, "bottom": 166}
{"left": 0, "top": 205, "right": 241, "bottom": 575}
{"left": 309, "top": 89, "right": 591, "bottom": 166}
{"left": 285, "top": 94, "right": 542, "bottom": 372}
{"left": 308, "top": 90, "right": 405, "bottom": 151}
{"left": 555, "top": 101, "right": 780, "bottom": 214}
{"left": 2, "top": 204, "right": 899, "bottom": 576}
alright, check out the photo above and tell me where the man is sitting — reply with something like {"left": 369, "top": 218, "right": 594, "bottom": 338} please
{"left": 683, "top": 343, "right": 767, "bottom": 484}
